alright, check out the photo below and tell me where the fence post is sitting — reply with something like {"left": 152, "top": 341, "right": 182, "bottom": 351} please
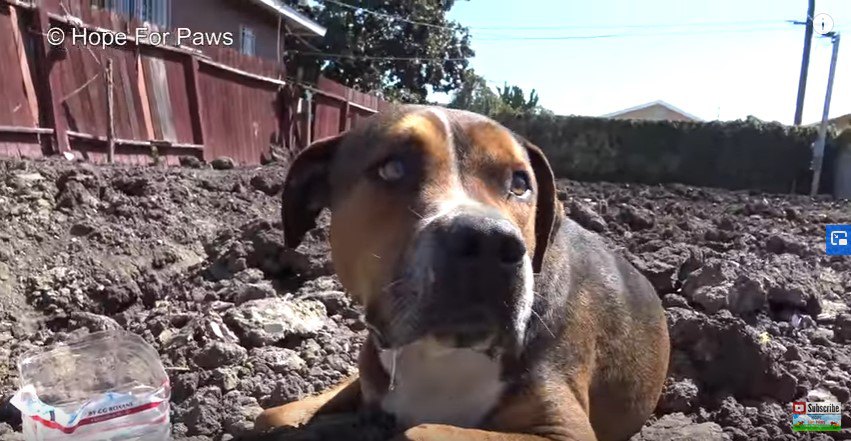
{"left": 106, "top": 59, "right": 115, "bottom": 163}
{"left": 32, "top": 5, "right": 69, "bottom": 153}
{"left": 183, "top": 55, "right": 206, "bottom": 146}
{"left": 339, "top": 101, "right": 349, "bottom": 133}
{"left": 9, "top": 5, "right": 39, "bottom": 128}
{"left": 305, "top": 90, "right": 313, "bottom": 144}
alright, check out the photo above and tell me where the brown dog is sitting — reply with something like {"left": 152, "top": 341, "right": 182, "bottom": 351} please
{"left": 255, "top": 105, "right": 670, "bottom": 441}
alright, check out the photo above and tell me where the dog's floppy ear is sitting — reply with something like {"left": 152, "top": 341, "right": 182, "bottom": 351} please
{"left": 281, "top": 134, "right": 345, "bottom": 248}
{"left": 519, "top": 136, "right": 561, "bottom": 273}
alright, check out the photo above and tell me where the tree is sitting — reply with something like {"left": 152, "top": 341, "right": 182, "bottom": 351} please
{"left": 282, "top": 0, "right": 475, "bottom": 103}
{"left": 448, "top": 70, "right": 503, "bottom": 115}
{"left": 497, "top": 83, "right": 539, "bottom": 113}
{"left": 449, "top": 71, "right": 548, "bottom": 117}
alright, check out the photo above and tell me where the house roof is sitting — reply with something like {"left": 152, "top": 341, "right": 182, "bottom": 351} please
{"left": 806, "top": 113, "right": 851, "bottom": 130}
{"left": 601, "top": 100, "right": 704, "bottom": 122}
{"left": 246, "top": 0, "right": 327, "bottom": 37}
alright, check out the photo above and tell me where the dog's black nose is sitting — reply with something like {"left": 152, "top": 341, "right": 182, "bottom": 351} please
{"left": 439, "top": 211, "right": 526, "bottom": 265}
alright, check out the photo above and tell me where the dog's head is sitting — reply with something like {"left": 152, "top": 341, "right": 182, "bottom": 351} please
{"left": 282, "top": 105, "right": 560, "bottom": 355}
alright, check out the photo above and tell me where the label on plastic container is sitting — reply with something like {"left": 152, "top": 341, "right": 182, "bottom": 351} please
{"left": 11, "top": 385, "right": 168, "bottom": 434}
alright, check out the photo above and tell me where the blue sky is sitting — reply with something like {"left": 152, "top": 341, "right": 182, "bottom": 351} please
{"left": 435, "top": 0, "right": 849, "bottom": 125}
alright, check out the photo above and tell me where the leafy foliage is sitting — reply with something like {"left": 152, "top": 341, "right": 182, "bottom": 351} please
{"left": 448, "top": 70, "right": 549, "bottom": 116}
{"left": 282, "top": 0, "right": 474, "bottom": 103}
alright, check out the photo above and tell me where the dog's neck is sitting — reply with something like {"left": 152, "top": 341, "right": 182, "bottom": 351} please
{"left": 373, "top": 335, "right": 506, "bottom": 430}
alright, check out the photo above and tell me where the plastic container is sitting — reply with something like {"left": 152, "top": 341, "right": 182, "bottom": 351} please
{"left": 11, "top": 331, "right": 171, "bottom": 441}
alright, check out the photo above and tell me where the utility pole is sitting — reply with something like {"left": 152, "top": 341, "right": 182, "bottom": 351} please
{"left": 810, "top": 32, "right": 840, "bottom": 197}
{"left": 794, "top": 0, "right": 815, "bottom": 126}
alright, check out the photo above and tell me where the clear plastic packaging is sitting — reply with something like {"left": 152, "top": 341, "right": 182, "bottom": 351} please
{"left": 11, "top": 331, "right": 171, "bottom": 441}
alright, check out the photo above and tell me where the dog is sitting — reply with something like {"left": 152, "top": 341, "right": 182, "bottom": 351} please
{"left": 255, "top": 105, "right": 670, "bottom": 441}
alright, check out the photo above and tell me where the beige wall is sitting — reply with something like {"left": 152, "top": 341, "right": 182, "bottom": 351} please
{"left": 610, "top": 104, "right": 698, "bottom": 122}
{"left": 171, "top": 0, "right": 283, "bottom": 60}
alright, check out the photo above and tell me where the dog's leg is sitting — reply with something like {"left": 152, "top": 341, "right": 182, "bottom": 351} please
{"left": 393, "top": 424, "right": 597, "bottom": 441}
{"left": 254, "top": 376, "right": 361, "bottom": 431}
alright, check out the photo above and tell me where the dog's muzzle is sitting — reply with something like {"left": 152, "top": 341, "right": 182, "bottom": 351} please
{"left": 372, "top": 206, "right": 531, "bottom": 353}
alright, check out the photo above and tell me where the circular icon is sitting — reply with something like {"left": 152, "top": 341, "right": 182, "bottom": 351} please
{"left": 813, "top": 13, "right": 834, "bottom": 35}
{"left": 46, "top": 27, "right": 65, "bottom": 46}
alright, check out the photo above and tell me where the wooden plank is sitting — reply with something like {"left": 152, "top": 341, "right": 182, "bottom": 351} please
{"left": 66, "top": 130, "right": 203, "bottom": 150}
{"left": 147, "top": 57, "right": 177, "bottom": 141}
{"left": 136, "top": 53, "right": 155, "bottom": 139}
{"left": 9, "top": 5, "right": 38, "bottom": 127}
{"left": 0, "top": 125, "right": 53, "bottom": 134}
{"left": 106, "top": 58, "right": 114, "bottom": 163}
{"left": 339, "top": 101, "right": 350, "bottom": 132}
{"left": 118, "top": 55, "right": 140, "bottom": 139}
{"left": 197, "top": 57, "right": 286, "bottom": 88}
{"left": 33, "top": 5, "right": 68, "bottom": 152}
{"left": 183, "top": 55, "right": 205, "bottom": 145}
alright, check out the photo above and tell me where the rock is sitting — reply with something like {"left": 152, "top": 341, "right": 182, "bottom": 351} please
{"left": 229, "top": 282, "right": 276, "bottom": 306}
{"left": 630, "top": 246, "right": 690, "bottom": 295}
{"left": 224, "top": 298, "right": 327, "bottom": 347}
{"left": 834, "top": 314, "right": 851, "bottom": 343}
{"left": 209, "top": 368, "right": 240, "bottom": 392}
{"left": 632, "top": 413, "right": 727, "bottom": 441}
{"left": 249, "top": 169, "right": 285, "bottom": 196}
{"left": 113, "top": 177, "right": 152, "bottom": 196}
{"left": 681, "top": 260, "right": 739, "bottom": 313}
{"left": 172, "top": 372, "right": 201, "bottom": 404}
{"left": 67, "top": 312, "right": 121, "bottom": 332}
{"left": 807, "top": 387, "right": 838, "bottom": 403}
{"left": 55, "top": 181, "right": 97, "bottom": 210}
{"left": 69, "top": 223, "right": 96, "bottom": 237}
{"left": 179, "top": 156, "right": 205, "bottom": 168}
{"left": 182, "top": 386, "right": 223, "bottom": 436}
{"left": 657, "top": 379, "right": 699, "bottom": 413}
{"left": 620, "top": 205, "right": 655, "bottom": 230}
{"left": 221, "top": 391, "right": 263, "bottom": 437}
{"left": 765, "top": 234, "right": 809, "bottom": 257}
{"left": 568, "top": 200, "right": 607, "bottom": 232}
{"left": 666, "top": 308, "right": 796, "bottom": 402}
{"left": 249, "top": 347, "right": 307, "bottom": 375}
{"left": 727, "top": 275, "right": 767, "bottom": 316}
{"left": 302, "top": 291, "right": 351, "bottom": 317}
{"left": 691, "top": 285, "right": 728, "bottom": 314}
{"left": 662, "top": 294, "right": 690, "bottom": 309}
{"left": 194, "top": 341, "right": 248, "bottom": 369}
{"left": 806, "top": 328, "right": 834, "bottom": 346}
{"left": 211, "top": 157, "right": 236, "bottom": 170}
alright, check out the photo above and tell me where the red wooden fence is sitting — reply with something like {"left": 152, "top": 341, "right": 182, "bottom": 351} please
{"left": 0, "top": 0, "right": 390, "bottom": 166}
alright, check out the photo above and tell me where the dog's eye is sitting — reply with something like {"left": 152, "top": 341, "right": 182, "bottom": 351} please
{"left": 377, "top": 158, "right": 405, "bottom": 182}
{"left": 509, "top": 171, "right": 531, "bottom": 197}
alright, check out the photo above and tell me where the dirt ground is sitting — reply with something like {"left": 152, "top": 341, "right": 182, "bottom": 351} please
{"left": 0, "top": 157, "right": 850, "bottom": 441}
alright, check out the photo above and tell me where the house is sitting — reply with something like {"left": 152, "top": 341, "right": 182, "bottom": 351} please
{"left": 807, "top": 113, "right": 851, "bottom": 132}
{"left": 602, "top": 100, "right": 703, "bottom": 122}
{"left": 93, "top": 0, "right": 326, "bottom": 61}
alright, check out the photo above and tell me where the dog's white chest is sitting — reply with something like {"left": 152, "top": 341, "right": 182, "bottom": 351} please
{"left": 378, "top": 337, "right": 506, "bottom": 429}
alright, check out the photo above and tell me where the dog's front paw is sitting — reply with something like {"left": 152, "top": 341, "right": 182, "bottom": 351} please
{"left": 391, "top": 424, "right": 472, "bottom": 441}
{"left": 390, "top": 424, "right": 433, "bottom": 441}
{"left": 254, "top": 399, "right": 322, "bottom": 432}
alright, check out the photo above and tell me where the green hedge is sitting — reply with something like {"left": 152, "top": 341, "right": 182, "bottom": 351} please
{"left": 498, "top": 114, "right": 823, "bottom": 193}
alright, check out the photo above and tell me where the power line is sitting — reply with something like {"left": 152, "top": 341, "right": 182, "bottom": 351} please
{"left": 318, "top": 1, "right": 799, "bottom": 36}
{"left": 286, "top": 24, "right": 804, "bottom": 61}
{"left": 468, "top": 19, "right": 790, "bottom": 30}
{"left": 286, "top": 50, "right": 467, "bottom": 62}
{"left": 319, "top": 0, "right": 459, "bottom": 31}
{"left": 474, "top": 25, "right": 799, "bottom": 41}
